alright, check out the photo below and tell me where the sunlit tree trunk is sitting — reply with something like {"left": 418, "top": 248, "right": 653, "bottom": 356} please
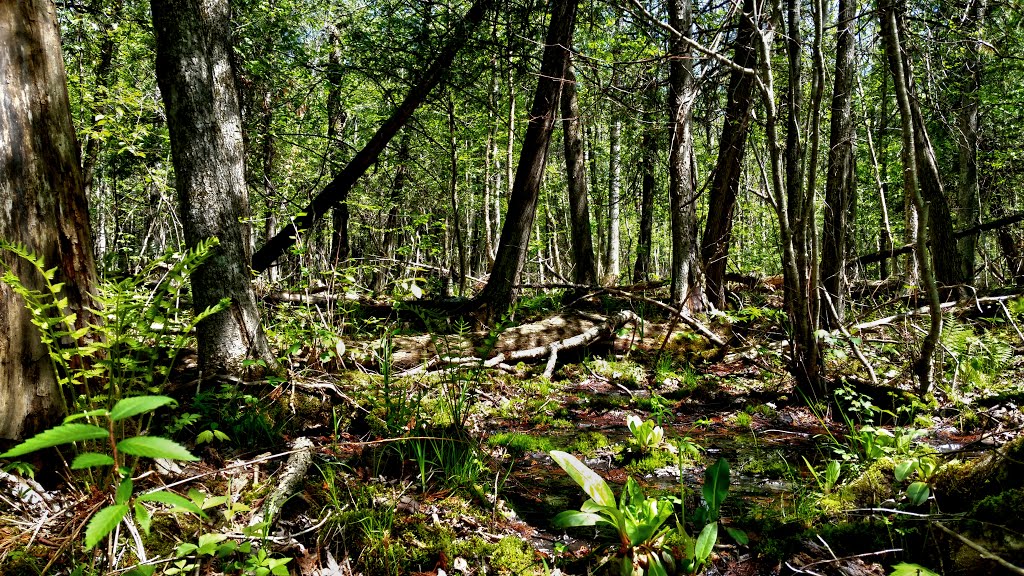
{"left": 700, "top": 0, "right": 759, "bottom": 308}
{"left": 477, "top": 0, "right": 577, "bottom": 317}
{"left": 152, "top": 0, "right": 276, "bottom": 375}
{"left": 820, "top": 0, "right": 856, "bottom": 327}
{"left": 372, "top": 133, "right": 411, "bottom": 294}
{"left": 667, "top": 0, "right": 702, "bottom": 310}
{"left": 0, "top": 0, "right": 99, "bottom": 438}
{"left": 880, "top": 0, "right": 942, "bottom": 393}
{"left": 561, "top": 61, "right": 598, "bottom": 286}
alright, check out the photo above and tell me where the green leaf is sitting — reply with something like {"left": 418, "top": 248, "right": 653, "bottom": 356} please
{"left": 702, "top": 458, "right": 730, "bottom": 519}
{"left": 125, "top": 566, "right": 157, "bottom": 576}
{"left": 64, "top": 409, "right": 109, "bottom": 423}
{"left": 109, "top": 396, "right": 176, "bottom": 422}
{"left": 134, "top": 502, "right": 152, "bottom": 535}
{"left": 694, "top": 522, "right": 718, "bottom": 563}
{"left": 117, "top": 436, "right": 198, "bottom": 461}
{"left": 550, "top": 451, "right": 615, "bottom": 508}
{"left": 71, "top": 452, "right": 115, "bottom": 469}
{"left": 138, "top": 490, "right": 206, "bottom": 517}
{"left": 0, "top": 423, "right": 109, "bottom": 458}
{"left": 724, "top": 526, "right": 749, "bottom": 545}
{"left": 890, "top": 562, "right": 940, "bottom": 576}
{"left": 115, "top": 477, "right": 134, "bottom": 505}
{"left": 85, "top": 504, "right": 129, "bottom": 549}
{"left": 895, "top": 459, "right": 916, "bottom": 482}
{"left": 647, "top": 554, "right": 668, "bottom": 576}
{"left": 907, "top": 482, "right": 930, "bottom": 506}
{"left": 552, "top": 510, "right": 605, "bottom": 528}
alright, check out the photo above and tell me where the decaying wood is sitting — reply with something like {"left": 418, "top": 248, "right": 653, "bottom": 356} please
{"left": 852, "top": 295, "right": 1018, "bottom": 331}
{"left": 399, "top": 310, "right": 642, "bottom": 379}
{"left": 249, "top": 437, "right": 315, "bottom": 530}
{"left": 933, "top": 521, "right": 1024, "bottom": 576}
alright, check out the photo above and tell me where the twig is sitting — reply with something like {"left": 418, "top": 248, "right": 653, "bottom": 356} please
{"left": 821, "top": 288, "right": 877, "bottom": 384}
{"left": 934, "top": 521, "right": 1024, "bottom": 575}
{"left": 789, "top": 547, "right": 903, "bottom": 572}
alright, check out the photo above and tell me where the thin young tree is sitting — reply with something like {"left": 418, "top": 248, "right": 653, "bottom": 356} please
{"left": 562, "top": 60, "right": 599, "bottom": 287}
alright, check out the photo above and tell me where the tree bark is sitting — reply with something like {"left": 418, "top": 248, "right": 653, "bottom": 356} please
{"left": 957, "top": 0, "right": 984, "bottom": 283}
{"left": 607, "top": 118, "right": 622, "bottom": 282}
{"left": 699, "top": 0, "right": 759, "bottom": 308}
{"left": 152, "top": 0, "right": 276, "bottom": 375}
{"left": 0, "top": 0, "right": 99, "bottom": 438}
{"left": 879, "top": 0, "right": 942, "bottom": 393}
{"left": 820, "top": 0, "right": 857, "bottom": 327}
{"left": 372, "top": 133, "right": 411, "bottom": 294}
{"left": 251, "top": 0, "right": 493, "bottom": 273}
{"left": 634, "top": 107, "right": 657, "bottom": 283}
{"left": 667, "top": 0, "right": 701, "bottom": 311}
{"left": 476, "top": 0, "right": 577, "bottom": 318}
{"left": 561, "top": 61, "right": 598, "bottom": 287}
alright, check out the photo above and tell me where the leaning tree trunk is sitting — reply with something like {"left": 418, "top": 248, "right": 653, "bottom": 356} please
{"left": 699, "top": 0, "right": 759, "bottom": 309}
{"left": 0, "top": 0, "right": 99, "bottom": 439}
{"left": 476, "top": 0, "right": 577, "bottom": 318}
{"left": 667, "top": 0, "right": 702, "bottom": 311}
{"left": 562, "top": 61, "right": 598, "bottom": 287}
{"left": 152, "top": 0, "right": 276, "bottom": 375}
{"left": 820, "top": 0, "right": 857, "bottom": 327}
{"left": 880, "top": 0, "right": 942, "bottom": 393}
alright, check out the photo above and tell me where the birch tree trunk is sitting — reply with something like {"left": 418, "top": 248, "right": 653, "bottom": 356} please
{"left": 606, "top": 119, "right": 622, "bottom": 282}
{"left": 152, "top": 0, "right": 276, "bottom": 375}
{"left": 0, "top": 0, "right": 99, "bottom": 438}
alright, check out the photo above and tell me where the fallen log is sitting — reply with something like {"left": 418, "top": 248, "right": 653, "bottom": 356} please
{"left": 399, "top": 310, "right": 642, "bottom": 379}
{"left": 249, "top": 436, "right": 315, "bottom": 530}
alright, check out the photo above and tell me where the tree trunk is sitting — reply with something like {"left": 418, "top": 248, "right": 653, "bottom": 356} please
{"left": 372, "top": 133, "right": 411, "bottom": 294}
{"left": 634, "top": 107, "right": 657, "bottom": 283}
{"left": 448, "top": 97, "right": 467, "bottom": 296}
{"left": 0, "top": 0, "right": 99, "bottom": 438}
{"left": 699, "top": 0, "right": 759, "bottom": 308}
{"left": 957, "top": 0, "right": 985, "bottom": 283}
{"left": 879, "top": 0, "right": 942, "bottom": 393}
{"left": 667, "top": 0, "right": 701, "bottom": 310}
{"left": 152, "top": 0, "right": 276, "bottom": 375}
{"left": 607, "top": 119, "right": 622, "bottom": 282}
{"left": 820, "top": 0, "right": 857, "bottom": 327}
{"left": 476, "top": 0, "right": 577, "bottom": 318}
{"left": 561, "top": 61, "right": 598, "bottom": 287}
{"left": 326, "top": 24, "right": 350, "bottom": 267}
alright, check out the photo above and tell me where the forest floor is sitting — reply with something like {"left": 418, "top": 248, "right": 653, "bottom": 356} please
{"left": 2, "top": 287, "right": 1024, "bottom": 576}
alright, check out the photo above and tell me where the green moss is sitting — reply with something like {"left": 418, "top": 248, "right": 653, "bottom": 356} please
{"left": 745, "top": 403, "right": 778, "bottom": 418}
{"left": 487, "top": 432, "right": 554, "bottom": 456}
{"left": 625, "top": 449, "right": 674, "bottom": 476}
{"left": 490, "top": 536, "right": 540, "bottom": 575}
{"left": 970, "top": 488, "right": 1024, "bottom": 530}
{"left": 740, "top": 452, "right": 793, "bottom": 479}
{"left": 589, "top": 359, "right": 646, "bottom": 387}
{"left": 564, "top": 431, "right": 610, "bottom": 457}
{"left": 842, "top": 457, "right": 896, "bottom": 506}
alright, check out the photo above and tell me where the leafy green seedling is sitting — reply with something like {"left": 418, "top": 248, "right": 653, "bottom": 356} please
{"left": 627, "top": 415, "right": 665, "bottom": 454}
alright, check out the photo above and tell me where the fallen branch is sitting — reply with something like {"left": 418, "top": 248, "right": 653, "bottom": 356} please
{"left": 855, "top": 211, "right": 1024, "bottom": 266}
{"left": 934, "top": 521, "right": 1024, "bottom": 576}
{"left": 400, "top": 310, "right": 642, "bottom": 379}
{"left": 851, "top": 295, "right": 1018, "bottom": 331}
{"left": 250, "top": 437, "right": 315, "bottom": 530}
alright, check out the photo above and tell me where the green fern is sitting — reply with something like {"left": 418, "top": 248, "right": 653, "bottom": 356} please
{"left": 941, "top": 319, "right": 1012, "bottom": 391}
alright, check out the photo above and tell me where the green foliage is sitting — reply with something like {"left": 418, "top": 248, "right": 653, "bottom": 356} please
{"left": 626, "top": 415, "right": 665, "bottom": 454}
{"left": 940, "top": 319, "right": 1012, "bottom": 391}
{"left": 890, "top": 562, "right": 940, "bottom": 576}
{"left": 0, "top": 396, "right": 199, "bottom": 552}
